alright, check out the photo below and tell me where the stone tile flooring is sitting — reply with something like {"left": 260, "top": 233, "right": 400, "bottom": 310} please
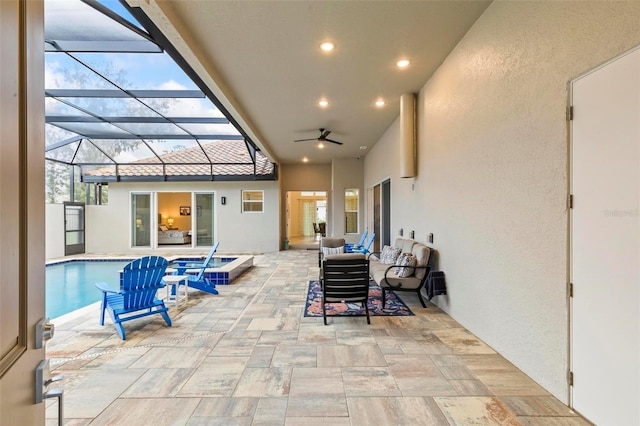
{"left": 46, "top": 250, "right": 588, "bottom": 425}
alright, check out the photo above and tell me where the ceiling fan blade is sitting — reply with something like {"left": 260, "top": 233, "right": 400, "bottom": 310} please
{"left": 293, "top": 138, "right": 319, "bottom": 142}
{"left": 324, "top": 138, "right": 343, "bottom": 145}
{"left": 320, "top": 129, "right": 332, "bottom": 138}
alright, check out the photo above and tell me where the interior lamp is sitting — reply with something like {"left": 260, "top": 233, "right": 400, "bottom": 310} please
{"left": 167, "top": 218, "right": 174, "bottom": 227}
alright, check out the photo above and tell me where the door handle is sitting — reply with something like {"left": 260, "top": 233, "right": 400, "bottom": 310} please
{"left": 36, "top": 317, "right": 55, "bottom": 349}
{"left": 36, "top": 359, "right": 64, "bottom": 426}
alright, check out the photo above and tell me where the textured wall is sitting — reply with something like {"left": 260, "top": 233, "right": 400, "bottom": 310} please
{"left": 45, "top": 204, "right": 65, "bottom": 259}
{"left": 365, "top": 1, "right": 640, "bottom": 400}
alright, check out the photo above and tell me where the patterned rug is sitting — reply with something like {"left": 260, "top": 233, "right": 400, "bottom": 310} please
{"left": 304, "top": 280, "right": 414, "bottom": 317}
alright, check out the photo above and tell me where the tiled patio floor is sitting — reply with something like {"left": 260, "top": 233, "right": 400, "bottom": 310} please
{"left": 46, "top": 250, "right": 588, "bottom": 425}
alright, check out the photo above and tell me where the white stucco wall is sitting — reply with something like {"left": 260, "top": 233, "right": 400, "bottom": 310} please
{"left": 68, "top": 180, "right": 280, "bottom": 256}
{"left": 365, "top": 1, "right": 640, "bottom": 401}
{"left": 45, "top": 203, "right": 65, "bottom": 260}
{"left": 331, "top": 158, "right": 365, "bottom": 244}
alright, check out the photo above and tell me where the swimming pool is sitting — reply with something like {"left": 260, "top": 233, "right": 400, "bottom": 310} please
{"left": 46, "top": 255, "right": 254, "bottom": 319}
{"left": 46, "top": 259, "right": 132, "bottom": 319}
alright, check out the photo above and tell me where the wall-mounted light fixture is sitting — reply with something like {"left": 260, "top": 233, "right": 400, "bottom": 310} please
{"left": 410, "top": 230, "right": 415, "bottom": 239}
{"left": 399, "top": 228, "right": 403, "bottom": 236}
{"left": 221, "top": 196, "right": 226, "bottom": 205}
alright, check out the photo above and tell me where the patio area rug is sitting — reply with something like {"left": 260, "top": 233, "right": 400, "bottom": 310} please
{"left": 304, "top": 280, "right": 414, "bottom": 317}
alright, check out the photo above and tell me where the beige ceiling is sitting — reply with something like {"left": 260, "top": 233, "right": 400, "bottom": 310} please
{"left": 141, "top": 1, "right": 491, "bottom": 165}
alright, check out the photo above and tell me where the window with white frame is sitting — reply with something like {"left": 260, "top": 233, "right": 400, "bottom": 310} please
{"left": 345, "top": 189, "right": 359, "bottom": 234}
{"left": 242, "top": 190, "right": 264, "bottom": 212}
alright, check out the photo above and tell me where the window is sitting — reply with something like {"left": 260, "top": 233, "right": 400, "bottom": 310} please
{"left": 242, "top": 190, "right": 264, "bottom": 213}
{"left": 345, "top": 189, "right": 359, "bottom": 234}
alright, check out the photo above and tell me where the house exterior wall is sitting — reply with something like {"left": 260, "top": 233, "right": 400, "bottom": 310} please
{"left": 45, "top": 203, "right": 65, "bottom": 259}
{"left": 46, "top": 180, "right": 279, "bottom": 257}
{"left": 280, "top": 163, "right": 332, "bottom": 192}
{"left": 365, "top": 1, "right": 640, "bottom": 401}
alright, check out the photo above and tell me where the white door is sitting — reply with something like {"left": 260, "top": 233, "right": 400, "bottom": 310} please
{"left": 0, "top": 0, "right": 47, "bottom": 423}
{"left": 570, "top": 46, "right": 640, "bottom": 425}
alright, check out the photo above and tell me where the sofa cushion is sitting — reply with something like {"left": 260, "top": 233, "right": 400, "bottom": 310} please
{"left": 321, "top": 238, "right": 345, "bottom": 249}
{"left": 394, "top": 238, "right": 416, "bottom": 254}
{"left": 369, "top": 260, "right": 388, "bottom": 276}
{"left": 380, "top": 245, "right": 402, "bottom": 264}
{"left": 395, "top": 253, "right": 417, "bottom": 278}
{"left": 372, "top": 266, "right": 422, "bottom": 290}
{"left": 411, "top": 244, "right": 431, "bottom": 280}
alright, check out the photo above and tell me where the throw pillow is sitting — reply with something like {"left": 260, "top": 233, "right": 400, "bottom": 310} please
{"left": 395, "top": 253, "right": 417, "bottom": 277}
{"left": 380, "top": 245, "right": 402, "bottom": 265}
{"left": 322, "top": 246, "right": 344, "bottom": 255}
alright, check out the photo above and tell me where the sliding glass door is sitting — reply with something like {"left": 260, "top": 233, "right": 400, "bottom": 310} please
{"left": 195, "top": 193, "right": 215, "bottom": 246}
{"left": 131, "top": 191, "right": 215, "bottom": 248}
{"left": 131, "top": 193, "right": 151, "bottom": 247}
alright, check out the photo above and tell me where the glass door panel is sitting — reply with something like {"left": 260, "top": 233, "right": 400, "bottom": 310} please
{"left": 131, "top": 193, "right": 151, "bottom": 247}
{"left": 195, "top": 193, "right": 214, "bottom": 246}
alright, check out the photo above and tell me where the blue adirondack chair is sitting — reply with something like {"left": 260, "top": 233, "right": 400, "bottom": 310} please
{"left": 345, "top": 230, "right": 368, "bottom": 253}
{"left": 95, "top": 256, "right": 171, "bottom": 340}
{"left": 170, "top": 242, "right": 220, "bottom": 295}
{"left": 351, "top": 232, "right": 375, "bottom": 254}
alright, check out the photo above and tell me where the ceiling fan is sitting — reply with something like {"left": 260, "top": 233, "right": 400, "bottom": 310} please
{"left": 294, "top": 128, "right": 343, "bottom": 145}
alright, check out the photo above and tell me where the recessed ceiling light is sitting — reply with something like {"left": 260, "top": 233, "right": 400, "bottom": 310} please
{"left": 375, "top": 99, "right": 385, "bottom": 107}
{"left": 360, "top": 146, "right": 368, "bottom": 150}
{"left": 318, "top": 99, "right": 329, "bottom": 108}
{"left": 302, "top": 157, "right": 309, "bottom": 163}
{"left": 320, "top": 42, "right": 334, "bottom": 52}
{"left": 396, "top": 59, "right": 410, "bottom": 68}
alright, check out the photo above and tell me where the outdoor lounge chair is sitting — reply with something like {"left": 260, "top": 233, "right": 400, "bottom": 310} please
{"left": 345, "top": 230, "right": 368, "bottom": 252}
{"left": 95, "top": 255, "right": 171, "bottom": 340}
{"left": 350, "top": 232, "right": 375, "bottom": 254}
{"left": 318, "top": 237, "right": 346, "bottom": 267}
{"left": 170, "top": 242, "right": 220, "bottom": 295}
{"left": 321, "top": 254, "right": 371, "bottom": 325}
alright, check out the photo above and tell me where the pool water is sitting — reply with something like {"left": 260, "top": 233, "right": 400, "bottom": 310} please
{"left": 170, "top": 257, "right": 234, "bottom": 269}
{"left": 46, "top": 260, "right": 132, "bottom": 319}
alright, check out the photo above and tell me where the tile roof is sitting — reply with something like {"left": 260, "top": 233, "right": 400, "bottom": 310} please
{"left": 85, "top": 139, "right": 275, "bottom": 179}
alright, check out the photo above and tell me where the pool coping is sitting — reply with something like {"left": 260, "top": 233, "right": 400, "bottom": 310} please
{"left": 46, "top": 254, "right": 253, "bottom": 274}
